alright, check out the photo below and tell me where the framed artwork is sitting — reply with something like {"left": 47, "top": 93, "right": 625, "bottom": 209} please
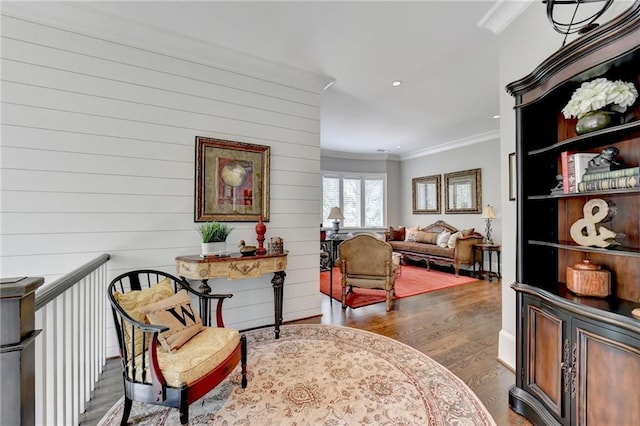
{"left": 412, "top": 174, "right": 441, "bottom": 214}
{"left": 195, "top": 136, "right": 270, "bottom": 222}
{"left": 509, "top": 152, "right": 516, "bottom": 201}
{"left": 444, "top": 168, "right": 482, "bottom": 214}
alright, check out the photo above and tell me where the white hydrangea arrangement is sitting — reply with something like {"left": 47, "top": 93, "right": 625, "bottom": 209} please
{"left": 562, "top": 77, "right": 638, "bottom": 119}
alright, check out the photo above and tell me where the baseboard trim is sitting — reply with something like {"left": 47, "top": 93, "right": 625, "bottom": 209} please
{"left": 498, "top": 328, "right": 516, "bottom": 370}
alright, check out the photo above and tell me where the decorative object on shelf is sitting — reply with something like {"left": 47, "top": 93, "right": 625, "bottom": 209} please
{"left": 320, "top": 224, "right": 326, "bottom": 241}
{"left": 255, "top": 215, "right": 267, "bottom": 255}
{"left": 481, "top": 204, "right": 497, "bottom": 244}
{"left": 585, "top": 146, "right": 623, "bottom": 173}
{"left": 545, "top": 0, "right": 614, "bottom": 46}
{"left": 562, "top": 78, "right": 638, "bottom": 135}
{"left": 194, "top": 136, "right": 270, "bottom": 222}
{"left": 267, "top": 237, "right": 284, "bottom": 254}
{"left": 196, "top": 221, "right": 233, "bottom": 257}
{"left": 237, "top": 240, "right": 257, "bottom": 257}
{"left": 550, "top": 174, "right": 564, "bottom": 194}
{"left": 576, "top": 110, "right": 615, "bottom": 134}
{"left": 327, "top": 207, "right": 345, "bottom": 233}
{"left": 566, "top": 259, "right": 611, "bottom": 298}
{"left": 569, "top": 198, "right": 618, "bottom": 248}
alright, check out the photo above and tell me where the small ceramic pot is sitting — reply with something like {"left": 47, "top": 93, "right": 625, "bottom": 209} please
{"left": 575, "top": 110, "right": 614, "bottom": 135}
{"left": 201, "top": 241, "right": 226, "bottom": 256}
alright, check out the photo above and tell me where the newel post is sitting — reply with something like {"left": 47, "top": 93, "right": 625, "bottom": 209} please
{"left": 0, "top": 277, "right": 44, "bottom": 425}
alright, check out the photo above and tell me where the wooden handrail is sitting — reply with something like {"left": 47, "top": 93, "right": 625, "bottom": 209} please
{"left": 35, "top": 253, "right": 110, "bottom": 311}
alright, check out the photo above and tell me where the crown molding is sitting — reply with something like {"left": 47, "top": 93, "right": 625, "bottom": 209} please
{"left": 1, "top": 2, "right": 333, "bottom": 93}
{"left": 477, "top": 0, "right": 535, "bottom": 35}
{"left": 321, "top": 149, "right": 400, "bottom": 161}
{"left": 399, "top": 130, "right": 500, "bottom": 161}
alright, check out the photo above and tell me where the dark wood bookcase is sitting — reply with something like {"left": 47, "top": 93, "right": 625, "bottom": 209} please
{"left": 506, "top": 3, "right": 640, "bottom": 425}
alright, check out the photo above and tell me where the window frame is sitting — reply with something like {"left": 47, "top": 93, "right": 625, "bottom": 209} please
{"left": 321, "top": 171, "right": 387, "bottom": 230}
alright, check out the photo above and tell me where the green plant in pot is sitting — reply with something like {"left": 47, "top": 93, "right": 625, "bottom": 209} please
{"left": 196, "top": 222, "right": 234, "bottom": 256}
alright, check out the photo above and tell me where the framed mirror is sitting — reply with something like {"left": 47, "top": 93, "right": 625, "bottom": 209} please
{"left": 412, "top": 174, "right": 441, "bottom": 214}
{"left": 444, "top": 168, "right": 482, "bottom": 214}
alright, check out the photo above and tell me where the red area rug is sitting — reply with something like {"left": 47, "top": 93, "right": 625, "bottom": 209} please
{"left": 320, "top": 264, "right": 479, "bottom": 308}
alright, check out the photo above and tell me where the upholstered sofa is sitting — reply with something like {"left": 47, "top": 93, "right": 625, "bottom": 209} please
{"left": 385, "top": 220, "right": 483, "bottom": 276}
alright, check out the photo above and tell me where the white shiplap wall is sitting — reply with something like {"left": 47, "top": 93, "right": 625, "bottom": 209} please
{"left": 1, "top": 4, "right": 329, "bottom": 357}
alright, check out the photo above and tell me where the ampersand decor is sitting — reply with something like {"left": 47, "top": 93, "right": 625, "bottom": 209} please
{"left": 570, "top": 198, "right": 617, "bottom": 248}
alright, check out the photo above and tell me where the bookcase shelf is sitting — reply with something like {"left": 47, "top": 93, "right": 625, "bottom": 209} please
{"left": 505, "top": 3, "right": 640, "bottom": 425}
{"left": 528, "top": 186, "right": 640, "bottom": 199}
{"left": 527, "top": 120, "right": 640, "bottom": 156}
{"left": 528, "top": 239, "right": 640, "bottom": 258}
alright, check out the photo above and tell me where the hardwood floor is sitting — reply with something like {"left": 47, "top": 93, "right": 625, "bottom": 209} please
{"left": 80, "top": 275, "right": 530, "bottom": 425}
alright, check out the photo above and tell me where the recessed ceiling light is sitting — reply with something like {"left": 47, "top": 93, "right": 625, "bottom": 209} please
{"left": 376, "top": 148, "right": 390, "bottom": 153}
{"left": 493, "top": 115, "right": 500, "bottom": 119}
{"left": 396, "top": 145, "right": 401, "bottom": 149}
{"left": 392, "top": 80, "right": 402, "bottom": 87}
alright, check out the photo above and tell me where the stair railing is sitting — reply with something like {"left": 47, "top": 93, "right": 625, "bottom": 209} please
{"left": 33, "top": 254, "right": 111, "bottom": 425}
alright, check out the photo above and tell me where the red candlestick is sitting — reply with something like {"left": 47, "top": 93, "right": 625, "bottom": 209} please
{"left": 255, "top": 215, "right": 267, "bottom": 255}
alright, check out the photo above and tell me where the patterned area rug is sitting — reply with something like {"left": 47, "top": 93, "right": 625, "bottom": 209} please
{"left": 98, "top": 325, "right": 496, "bottom": 425}
{"left": 321, "top": 265, "right": 479, "bottom": 308}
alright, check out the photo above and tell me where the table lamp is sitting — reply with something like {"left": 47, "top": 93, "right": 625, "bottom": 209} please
{"left": 481, "top": 204, "right": 497, "bottom": 244}
{"left": 327, "top": 207, "right": 345, "bottom": 233}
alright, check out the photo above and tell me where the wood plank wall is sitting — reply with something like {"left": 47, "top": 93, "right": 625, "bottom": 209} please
{"left": 1, "top": 5, "right": 328, "bottom": 357}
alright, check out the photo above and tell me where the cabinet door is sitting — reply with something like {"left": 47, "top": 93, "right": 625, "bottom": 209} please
{"left": 523, "top": 297, "right": 570, "bottom": 424}
{"left": 572, "top": 319, "right": 640, "bottom": 426}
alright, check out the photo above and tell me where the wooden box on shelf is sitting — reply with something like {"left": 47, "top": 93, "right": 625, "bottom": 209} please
{"left": 566, "top": 259, "right": 611, "bottom": 297}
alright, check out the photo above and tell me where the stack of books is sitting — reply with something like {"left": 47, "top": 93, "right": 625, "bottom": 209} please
{"left": 577, "top": 166, "right": 640, "bottom": 192}
{"left": 561, "top": 151, "right": 598, "bottom": 193}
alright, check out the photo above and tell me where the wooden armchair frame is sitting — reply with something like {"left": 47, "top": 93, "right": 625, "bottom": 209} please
{"left": 338, "top": 234, "right": 399, "bottom": 311}
{"left": 108, "top": 269, "right": 247, "bottom": 425}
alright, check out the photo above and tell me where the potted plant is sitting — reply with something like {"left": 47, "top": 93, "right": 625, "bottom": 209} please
{"left": 196, "top": 222, "right": 234, "bottom": 256}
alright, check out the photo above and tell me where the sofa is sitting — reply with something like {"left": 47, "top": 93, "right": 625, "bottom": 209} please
{"left": 385, "top": 220, "right": 483, "bottom": 276}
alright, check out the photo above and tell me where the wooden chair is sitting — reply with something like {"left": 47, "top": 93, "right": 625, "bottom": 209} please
{"left": 338, "top": 234, "right": 399, "bottom": 311}
{"left": 108, "top": 269, "right": 247, "bottom": 425}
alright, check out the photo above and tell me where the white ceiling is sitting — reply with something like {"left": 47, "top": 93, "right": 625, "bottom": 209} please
{"left": 69, "top": 1, "right": 523, "bottom": 157}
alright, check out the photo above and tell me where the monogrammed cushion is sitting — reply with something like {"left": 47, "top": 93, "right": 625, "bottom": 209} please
{"left": 139, "top": 290, "right": 203, "bottom": 352}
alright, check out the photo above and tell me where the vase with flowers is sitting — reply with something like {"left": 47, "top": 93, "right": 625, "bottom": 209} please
{"left": 562, "top": 77, "right": 638, "bottom": 135}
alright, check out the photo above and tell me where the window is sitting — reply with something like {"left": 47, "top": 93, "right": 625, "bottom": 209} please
{"left": 322, "top": 172, "right": 385, "bottom": 229}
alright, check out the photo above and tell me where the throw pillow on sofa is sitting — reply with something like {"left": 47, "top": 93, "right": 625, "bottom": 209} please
{"left": 388, "top": 226, "right": 405, "bottom": 241}
{"left": 461, "top": 228, "right": 475, "bottom": 237}
{"left": 405, "top": 226, "right": 420, "bottom": 242}
{"left": 415, "top": 231, "right": 439, "bottom": 244}
{"left": 436, "top": 230, "right": 451, "bottom": 248}
{"left": 447, "top": 231, "right": 462, "bottom": 248}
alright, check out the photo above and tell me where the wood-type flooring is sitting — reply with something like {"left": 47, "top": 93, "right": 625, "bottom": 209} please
{"left": 80, "top": 276, "right": 530, "bottom": 426}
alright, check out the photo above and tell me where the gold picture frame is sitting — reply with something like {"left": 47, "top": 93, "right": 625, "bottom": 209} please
{"left": 195, "top": 136, "right": 270, "bottom": 222}
{"left": 412, "top": 174, "right": 441, "bottom": 214}
{"left": 444, "top": 168, "right": 482, "bottom": 214}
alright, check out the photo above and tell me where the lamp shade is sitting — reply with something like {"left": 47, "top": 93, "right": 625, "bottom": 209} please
{"left": 481, "top": 204, "right": 497, "bottom": 219}
{"left": 327, "top": 207, "right": 345, "bottom": 220}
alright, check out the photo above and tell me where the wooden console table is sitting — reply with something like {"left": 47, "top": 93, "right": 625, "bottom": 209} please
{"left": 176, "top": 252, "right": 288, "bottom": 338}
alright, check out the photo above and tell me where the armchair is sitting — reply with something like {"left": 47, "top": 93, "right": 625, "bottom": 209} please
{"left": 108, "top": 269, "right": 247, "bottom": 425}
{"left": 338, "top": 234, "right": 399, "bottom": 311}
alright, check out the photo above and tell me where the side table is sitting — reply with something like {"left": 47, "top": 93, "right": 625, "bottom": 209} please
{"left": 472, "top": 244, "right": 501, "bottom": 282}
{"left": 320, "top": 236, "right": 346, "bottom": 304}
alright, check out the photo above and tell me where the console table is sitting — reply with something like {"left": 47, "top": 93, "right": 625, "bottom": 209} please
{"left": 176, "top": 252, "right": 288, "bottom": 338}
